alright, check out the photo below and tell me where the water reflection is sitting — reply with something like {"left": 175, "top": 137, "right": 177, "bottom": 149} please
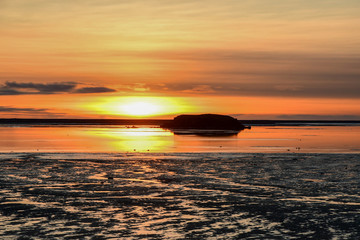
{"left": 0, "top": 125, "right": 359, "bottom": 153}
{"left": 170, "top": 129, "right": 240, "bottom": 137}
{"left": 87, "top": 127, "right": 173, "bottom": 152}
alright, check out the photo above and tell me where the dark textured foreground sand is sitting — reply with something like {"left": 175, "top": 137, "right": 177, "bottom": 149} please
{"left": 0, "top": 152, "right": 359, "bottom": 239}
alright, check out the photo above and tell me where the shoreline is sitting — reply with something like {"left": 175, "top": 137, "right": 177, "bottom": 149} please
{"left": 1, "top": 118, "right": 360, "bottom": 126}
{"left": 1, "top": 151, "right": 360, "bottom": 159}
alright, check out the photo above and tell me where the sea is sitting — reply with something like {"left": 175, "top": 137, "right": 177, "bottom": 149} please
{"left": 0, "top": 123, "right": 360, "bottom": 239}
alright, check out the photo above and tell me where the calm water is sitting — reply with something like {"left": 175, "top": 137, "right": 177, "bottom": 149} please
{"left": 0, "top": 125, "right": 359, "bottom": 153}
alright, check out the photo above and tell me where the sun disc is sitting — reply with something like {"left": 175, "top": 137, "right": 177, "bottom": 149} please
{"left": 120, "top": 101, "right": 160, "bottom": 116}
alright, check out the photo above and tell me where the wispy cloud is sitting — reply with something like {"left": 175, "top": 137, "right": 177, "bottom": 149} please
{"left": 73, "top": 87, "right": 116, "bottom": 94}
{"left": 113, "top": 49, "right": 360, "bottom": 98}
{"left": 0, "top": 81, "right": 117, "bottom": 95}
{"left": 182, "top": 85, "right": 216, "bottom": 94}
{"left": 3, "top": 81, "right": 77, "bottom": 94}
{"left": 0, "top": 105, "right": 68, "bottom": 118}
{"left": 0, "top": 106, "right": 49, "bottom": 113}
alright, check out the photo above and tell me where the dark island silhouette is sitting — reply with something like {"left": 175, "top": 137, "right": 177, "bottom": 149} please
{"left": 160, "top": 114, "right": 245, "bottom": 136}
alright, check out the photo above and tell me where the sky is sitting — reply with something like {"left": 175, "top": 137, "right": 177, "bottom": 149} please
{"left": 1, "top": 0, "right": 360, "bottom": 119}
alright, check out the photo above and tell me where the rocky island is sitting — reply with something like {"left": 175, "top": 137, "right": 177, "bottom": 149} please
{"left": 161, "top": 114, "right": 245, "bottom": 136}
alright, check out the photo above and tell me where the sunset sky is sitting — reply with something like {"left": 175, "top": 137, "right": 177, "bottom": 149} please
{"left": 1, "top": 0, "right": 359, "bottom": 119}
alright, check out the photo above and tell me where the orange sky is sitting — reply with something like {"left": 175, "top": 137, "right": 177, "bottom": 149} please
{"left": 1, "top": 0, "right": 360, "bottom": 119}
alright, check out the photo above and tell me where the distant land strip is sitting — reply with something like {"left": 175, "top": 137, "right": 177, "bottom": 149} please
{"left": 0, "top": 119, "right": 171, "bottom": 126}
{"left": 0, "top": 119, "right": 360, "bottom": 126}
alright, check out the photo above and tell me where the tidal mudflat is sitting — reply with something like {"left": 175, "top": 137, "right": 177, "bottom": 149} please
{"left": 1, "top": 152, "right": 359, "bottom": 239}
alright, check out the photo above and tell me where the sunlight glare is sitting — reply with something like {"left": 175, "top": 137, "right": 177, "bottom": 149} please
{"left": 86, "top": 96, "right": 196, "bottom": 118}
{"left": 120, "top": 101, "right": 161, "bottom": 116}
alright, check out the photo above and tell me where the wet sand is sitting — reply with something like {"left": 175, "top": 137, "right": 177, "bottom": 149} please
{"left": 1, "top": 152, "right": 359, "bottom": 239}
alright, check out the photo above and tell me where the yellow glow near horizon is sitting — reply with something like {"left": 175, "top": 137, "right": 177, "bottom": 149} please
{"left": 120, "top": 101, "right": 161, "bottom": 117}
{"left": 86, "top": 96, "right": 195, "bottom": 118}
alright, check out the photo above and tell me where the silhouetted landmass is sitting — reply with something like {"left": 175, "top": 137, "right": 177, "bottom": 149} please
{"left": 161, "top": 114, "right": 245, "bottom": 130}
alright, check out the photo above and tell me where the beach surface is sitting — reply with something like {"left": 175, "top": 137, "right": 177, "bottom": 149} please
{"left": 1, "top": 152, "right": 359, "bottom": 239}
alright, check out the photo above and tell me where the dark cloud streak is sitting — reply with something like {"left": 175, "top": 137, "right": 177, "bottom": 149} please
{"left": 74, "top": 87, "right": 117, "bottom": 94}
{"left": 0, "top": 106, "right": 67, "bottom": 118}
{"left": 0, "top": 81, "right": 117, "bottom": 95}
{"left": 5, "top": 81, "right": 77, "bottom": 93}
{"left": 0, "top": 106, "right": 49, "bottom": 113}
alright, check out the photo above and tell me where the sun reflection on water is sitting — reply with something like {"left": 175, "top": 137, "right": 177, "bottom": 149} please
{"left": 86, "top": 127, "right": 173, "bottom": 152}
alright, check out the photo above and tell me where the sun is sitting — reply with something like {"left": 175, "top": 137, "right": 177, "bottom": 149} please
{"left": 86, "top": 96, "right": 196, "bottom": 118}
{"left": 120, "top": 101, "right": 161, "bottom": 117}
